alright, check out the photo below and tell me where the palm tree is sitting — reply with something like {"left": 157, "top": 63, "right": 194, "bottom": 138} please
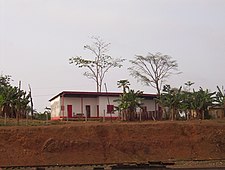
{"left": 184, "top": 81, "right": 194, "bottom": 92}
{"left": 117, "top": 79, "right": 130, "bottom": 93}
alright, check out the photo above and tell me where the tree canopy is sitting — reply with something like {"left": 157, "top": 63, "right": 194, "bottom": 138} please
{"left": 69, "top": 36, "right": 125, "bottom": 92}
{"left": 129, "top": 52, "right": 180, "bottom": 95}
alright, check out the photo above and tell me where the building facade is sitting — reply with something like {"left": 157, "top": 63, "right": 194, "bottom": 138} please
{"left": 49, "top": 91, "right": 158, "bottom": 120}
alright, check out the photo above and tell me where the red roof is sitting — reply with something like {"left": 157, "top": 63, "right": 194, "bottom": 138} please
{"left": 49, "top": 91, "right": 157, "bottom": 101}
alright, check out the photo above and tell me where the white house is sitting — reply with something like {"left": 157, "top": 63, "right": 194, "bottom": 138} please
{"left": 49, "top": 91, "right": 159, "bottom": 120}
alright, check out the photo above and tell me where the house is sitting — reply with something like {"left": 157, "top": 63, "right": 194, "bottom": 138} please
{"left": 49, "top": 91, "right": 159, "bottom": 120}
{"left": 208, "top": 106, "right": 225, "bottom": 119}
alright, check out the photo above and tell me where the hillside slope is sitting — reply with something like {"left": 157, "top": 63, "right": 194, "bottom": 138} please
{"left": 0, "top": 120, "right": 225, "bottom": 166}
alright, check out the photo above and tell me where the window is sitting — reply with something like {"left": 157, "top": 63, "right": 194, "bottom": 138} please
{"left": 107, "top": 105, "right": 114, "bottom": 114}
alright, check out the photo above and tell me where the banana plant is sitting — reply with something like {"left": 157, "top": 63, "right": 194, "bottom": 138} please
{"left": 190, "top": 87, "right": 216, "bottom": 119}
{"left": 115, "top": 80, "right": 143, "bottom": 121}
{"left": 0, "top": 75, "right": 30, "bottom": 124}
{"left": 216, "top": 86, "right": 225, "bottom": 107}
{"left": 157, "top": 85, "right": 182, "bottom": 120}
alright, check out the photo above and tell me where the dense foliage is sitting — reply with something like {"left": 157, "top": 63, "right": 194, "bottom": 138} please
{"left": 115, "top": 80, "right": 143, "bottom": 121}
{"left": 0, "top": 75, "right": 30, "bottom": 121}
{"left": 157, "top": 84, "right": 225, "bottom": 120}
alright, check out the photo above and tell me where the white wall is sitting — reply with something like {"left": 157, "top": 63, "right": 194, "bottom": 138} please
{"left": 63, "top": 96, "right": 120, "bottom": 118}
{"left": 98, "top": 96, "right": 119, "bottom": 117}
{"left": 50, "top": 96, "right": 61, "bottom": 118}
{"left": 63, "top": 97, "right": 98, "bottom": 117}
{"left": 63, "top": 97, "right": 81, "bottom": 117}
{"left": 50, "top": 95, "right": 157, "bottom": 119}
{"left": 142, "top": 99, "right": 157, "bottom": 111}
{"left": 82, "top": 97, "right": 98, "bottom": 117}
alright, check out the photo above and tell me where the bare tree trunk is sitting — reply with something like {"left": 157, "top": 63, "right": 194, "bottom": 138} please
{"left": 171, "top": 107, "right": 175, "bottom": 121}
{"left": 156, "top": 82, "right": 161, "bottom": 95}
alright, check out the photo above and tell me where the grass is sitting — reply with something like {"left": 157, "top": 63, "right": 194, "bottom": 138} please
{"left": 0, "top": 117, "right": 225, "bottom": 127}
{"left": 0, "top": 118, "right": 67, "bottom": 126}
{"left": 0, "top": 117, "right": 105, "bottom": 126}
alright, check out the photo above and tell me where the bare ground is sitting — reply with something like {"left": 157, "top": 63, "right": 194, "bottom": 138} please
{"left": 0, "top": 119, "right": 225, "bottom": 167}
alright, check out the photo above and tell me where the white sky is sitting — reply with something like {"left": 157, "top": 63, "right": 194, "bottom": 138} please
{"left": 0, "top": 0, "right": 225, "bottom": 112}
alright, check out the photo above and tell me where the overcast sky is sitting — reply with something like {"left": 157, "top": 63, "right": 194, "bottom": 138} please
{"left": 0, "top": 0, "right": 225, "bottom": 112}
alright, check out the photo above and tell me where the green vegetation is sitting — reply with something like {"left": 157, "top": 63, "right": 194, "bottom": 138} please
{"left": 0, "top": 118, "right": 66, "bottom": 126}
{"left": 158, "top": 83, "right": 225, "bottom": 120}
{"left": 115, "top": 80, "right": 143, "bottom": 121}
{"left": 0, "top": 75, "right": 31, "bottom": 125}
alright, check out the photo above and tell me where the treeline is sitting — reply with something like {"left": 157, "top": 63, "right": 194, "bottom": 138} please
{"left": 158, "top": 83, "right": 225, "bottom": 120}
{"left": 115, "top": 80, "right": 224, "bottom": 121}
{"left": 0, "top": 75, "right": 31, "bottom": 122}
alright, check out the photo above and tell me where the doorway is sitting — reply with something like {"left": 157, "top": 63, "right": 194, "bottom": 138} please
{"left": 86, "top": 105, "right": 91, "bottom": 118}
{"left": 67, "top": 105, "right": 72, "bottom": 118}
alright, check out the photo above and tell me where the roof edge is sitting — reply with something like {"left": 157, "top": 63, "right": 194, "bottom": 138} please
{"left": 49, "top": 91, "right": 158, "bottom": 102}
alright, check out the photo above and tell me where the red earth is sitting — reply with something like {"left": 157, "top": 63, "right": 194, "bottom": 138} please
{"left": 0, "top": 119, "right": 225, "bottom": 167}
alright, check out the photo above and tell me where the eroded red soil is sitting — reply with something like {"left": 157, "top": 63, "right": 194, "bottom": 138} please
{"left": 0, "top": 120, "right": 225, "bottom": 166}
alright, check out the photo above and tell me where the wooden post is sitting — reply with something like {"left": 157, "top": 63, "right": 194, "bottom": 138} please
{"left": 103, "top": 110, "right": 105, "bottom": 122}
{"left": 28, "top": 84, "right": 34, "bottom": 119}
{"left": 104, "top": 83, "right": 112, "bottom": 122}
{"left": 17, "top": 81, "right": 21, "bottom": 125}
{"left": 85, "top": 106, "right": 88, "bottom": 122}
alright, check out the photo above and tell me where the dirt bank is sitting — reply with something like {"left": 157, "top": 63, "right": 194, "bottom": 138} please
{"left": 0, "top": 120, "right": 225, "bottom": 166}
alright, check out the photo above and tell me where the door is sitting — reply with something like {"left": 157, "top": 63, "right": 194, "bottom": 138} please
{"left": 86, "top": 105, "right": 91, "bottom": 118}
{"left": 97, "top": 105, "right": 99, "bottom": 117}
{"left": 67, "top": 105, "right": 72, "bottom": 118}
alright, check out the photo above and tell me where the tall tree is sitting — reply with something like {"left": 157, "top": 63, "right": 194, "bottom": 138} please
{"left": 129, "top": 52, "right": 180, "bottom": 95}
{"left": 69, "top": 37, "right": 125, "bottom": 92}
